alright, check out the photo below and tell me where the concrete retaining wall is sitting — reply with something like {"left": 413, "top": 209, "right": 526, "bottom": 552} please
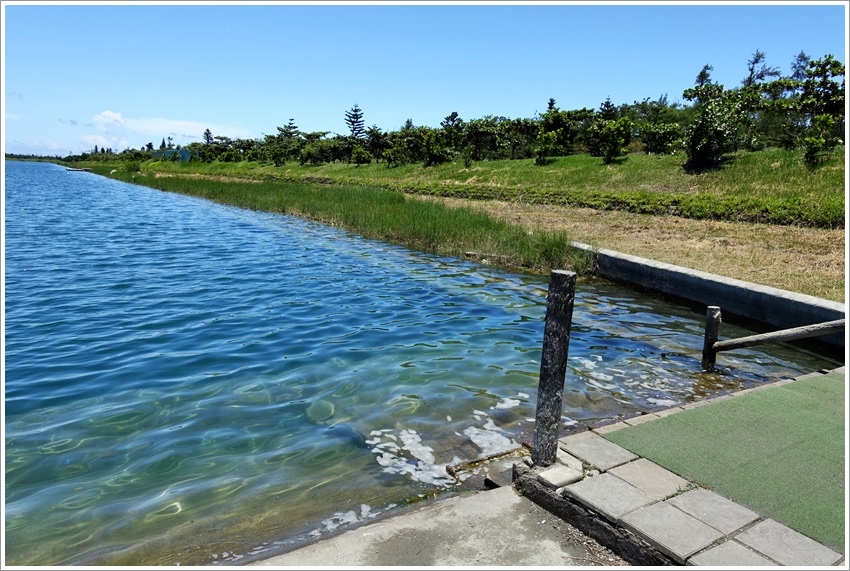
{"left": 572, "top": 243, "right": 846, "bottom": 350}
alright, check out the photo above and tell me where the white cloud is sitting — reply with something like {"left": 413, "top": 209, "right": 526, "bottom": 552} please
{"left": 5, "top": 138, "right": 68, "bottom": 156}
{"left": 93, "top": 110, "right": 126, "bottom": 130}
{"left": 8, "top": 109, "right": 256, "bottom": 156}
{"left": 81, "top": 133, "right": 129, "bottom": 151}
{"left": 92, "top": 110, "right": 254, "bottom": 144}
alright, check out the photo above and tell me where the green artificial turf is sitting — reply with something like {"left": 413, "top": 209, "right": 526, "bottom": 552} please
{"left": 604, "top": 370, "right": 846, "bottom": 552}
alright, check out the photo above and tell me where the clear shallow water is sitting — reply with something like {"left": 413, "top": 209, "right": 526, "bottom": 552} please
{"left": 4, "top": 160, "right": 839, "bottom": 565}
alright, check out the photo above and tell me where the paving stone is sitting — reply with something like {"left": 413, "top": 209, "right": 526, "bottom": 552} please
{"left": 688, "top": 539, "right": 778, "bottom": 566}
{"left": 734, "top": 519, "right": 842, "bottom": 566}
{"left": 704, "top": 394, "right": 734, "bottom": 404}
{"left": 680, "top": 399, "right": 712, "bottom": 410}
{"left": 483, "top": 467, "right": 514, "bottom": 489}
{"left": 555, "top": 448, "right": 584, "bottom": 472}
{"left": 654, "top": 407, "right": 684, "bottom": 418}
{"left": 792, "top": 372, "right": 822, "bottom": 381}
{"left": 623, "top": 413, "right": 659, "bottom": 426}
{"left": 558, "top": 430, "right": 637, "bottom": 471}
{"left": 608, "top": 458, "right": 689, "bottom": 500}
{"left": 591, "top": 421, "right": 627, "bottom": 435}
{"left": 666, "top": 488, "right": 759, "bottom": 535}
{"left": 620, "top": 502, "right": 724, "bottom": 564}
{"left": 562, "top": 472, "right": 654, "bottom": 522}
{"left": 536, "top": 464, "right": 582, "bottom": 489}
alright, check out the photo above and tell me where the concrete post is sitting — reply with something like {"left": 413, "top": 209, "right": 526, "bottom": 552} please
{"left": 532, "top": 270, "right": 577, "bottom": 467}
{"left": 702, "top": 306, "right": 722, "bottom": 370}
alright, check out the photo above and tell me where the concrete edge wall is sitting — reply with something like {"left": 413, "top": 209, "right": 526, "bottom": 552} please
{"left": 571, "top": 242, "right": 847, "bottom": 350}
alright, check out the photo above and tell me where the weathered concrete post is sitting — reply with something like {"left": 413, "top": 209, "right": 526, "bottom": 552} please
{"left": 532, "top": 270, "right": 577, "bottom": 467}
{"left": 702, "top": 306, "right": 722, "bottom": 370}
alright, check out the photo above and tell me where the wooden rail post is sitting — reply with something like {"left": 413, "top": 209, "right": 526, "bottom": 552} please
{"left": 532, "top": 270, "right": 577, "bottom": 467}
{"left": 702, "top": 306, "right": 722, "bottom": 370}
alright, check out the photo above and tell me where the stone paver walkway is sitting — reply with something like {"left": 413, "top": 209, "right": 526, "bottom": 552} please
{"left": 530, "top": 370, "right": 846, "bottom": 567}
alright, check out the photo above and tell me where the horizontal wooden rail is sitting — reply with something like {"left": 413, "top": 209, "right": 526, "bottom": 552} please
{"left": 702, "top": 305, "right": 845, "bottom": 370}
{"left": 714, "top": 320, "right": 845, "bottom": 352}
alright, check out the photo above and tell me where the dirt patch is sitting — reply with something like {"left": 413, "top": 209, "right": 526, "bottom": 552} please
{"left": 417, "top": 196, "right": 845, "bottom": 303}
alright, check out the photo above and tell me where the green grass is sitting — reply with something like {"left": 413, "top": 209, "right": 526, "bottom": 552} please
{"left": 98, "top": 169, "right": 593, "bottom": 275}
{"left": 134, "top": 147, "right": 845, "bottom": 228}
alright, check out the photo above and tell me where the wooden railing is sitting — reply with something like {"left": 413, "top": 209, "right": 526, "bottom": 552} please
{"left": 702, "top": 305, "right": 845, "bottom": 370}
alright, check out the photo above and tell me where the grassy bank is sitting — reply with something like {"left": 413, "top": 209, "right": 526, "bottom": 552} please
{"left": 138, "top": 147, "right": 845, "bottom": 228}
{"left": 72, "top": 150, "right": 845, "bottom": 301}
{"left": 95, "top": 167, "right": 593, "bottom": 275}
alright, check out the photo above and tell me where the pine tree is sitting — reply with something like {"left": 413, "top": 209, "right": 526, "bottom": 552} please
{"left": 345, "top": 104, "right": 366, "bottom": 140}
{"left": 598, "top": 97, "right": 618, "bottom": 121}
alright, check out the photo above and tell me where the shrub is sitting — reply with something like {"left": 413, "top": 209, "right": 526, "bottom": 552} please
{"left": 300, "top": 143, "right": 323, "bottom": 166}
{"left": 599, "top": 117, "right": 634, "bottom": 164}
{"left": 422, "top": 130, "right": 452, "bottom": 167}
{"left": 462, "top": 145, "right": 474, "bottom": 168}
{"left": 803, "top": 114, "right": 841, "bottom": 165}
{"left": 351, "top": 146, "right": 373, "bottom": 166}
{"left": 534, "top": 131, "right": 558, "bottom": 166}
{"left": 684, "top": 90, "right": 756, "bottom": 170}
{"left": 641, "top": 122, "right": 681, "bottom": 155}
{"left": 383, "top": 145, "right": 410, "bottom": 169}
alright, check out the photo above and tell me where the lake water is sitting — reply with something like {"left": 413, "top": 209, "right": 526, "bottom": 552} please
{"left": 4, "top": 160, "right": 840, "bottom": 566}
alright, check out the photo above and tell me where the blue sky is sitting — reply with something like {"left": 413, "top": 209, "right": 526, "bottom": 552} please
{"left": 3, "top": 1, "right": 847, "bottom": 156}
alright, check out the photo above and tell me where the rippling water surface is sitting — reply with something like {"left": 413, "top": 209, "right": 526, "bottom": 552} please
{"left": 4, "top": 161, "right": 839, "bottom": 565}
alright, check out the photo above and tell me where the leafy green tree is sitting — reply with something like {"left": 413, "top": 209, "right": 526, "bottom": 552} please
{"left": 464, "top": 117, "right": 499, "bottom": 160}
{"left": 303, "top": 130, "right": 331, "bottom": 144}
{"left": 736, "top": 50, "right": 787, "bottom": 149}
{"left": 538, "top": 99, "right": 593, "bottom": 156}
{"left": 534, "top": 130, "right": 558, "bottom": 165}
{"left": 264, "top": 134, "right": 287, "bottom": 166}
{"left": 683, "top": 87, "right": 758, "bottom": 170}
{"left": 798, "top": 54, "right": 845, "bottom": 164}
{"left": 599, "top": 117, "right": 634, "bottom": 164}
{"left": 689, "top": 65, "right": 720, "bottom": 104}
{"left": 383, "top": 144, "right": 411, "bottom": 168}
{"left": 366, "top": 125, "right": 389, "bottom": 162}
{"left": 440, "top": 112, "right": 465, "bottom": 155}
{"left": 300, "top": 142, "right": 323, "bottom": 165}
{"left": 422, "top": 128, "right": 452, "bottom": 167}
{"left": 504, "top": 117, "right": 538, "bottom": 159}
{"left": 585, "top": 98, "right": 625, "bottom": 156}
{"left": 351, "top": 146, "right": 373, "bottom": 166}
{"left": 203, "top": 129, "right": 214, "bottom": 145}
{"left": 265, "top": 118, "right": 303, "bottom": 165}
{"left": 640, "top": 122, "right": 681, "bottom": 154}
{"left": 798, "top": 54, "right": 845, "bottom": 120}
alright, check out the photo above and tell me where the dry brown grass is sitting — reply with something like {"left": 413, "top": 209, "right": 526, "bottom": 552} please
{"left": 420, "top": 197, "right": 846, "bottom": 303}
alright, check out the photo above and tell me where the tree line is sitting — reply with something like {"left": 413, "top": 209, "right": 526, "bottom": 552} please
{"left": 66, "top": 51, "right": 844, "bottom": 170}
